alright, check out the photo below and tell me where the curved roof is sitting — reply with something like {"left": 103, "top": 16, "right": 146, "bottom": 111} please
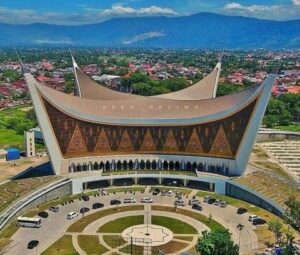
{"left": 71, "top": 55, "right": 221, "bottom": 101}
{"left": 24, "top": 72, "right": 271, "bottom": 126}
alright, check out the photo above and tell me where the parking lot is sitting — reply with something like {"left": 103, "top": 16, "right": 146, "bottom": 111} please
{"left": 5, "top": 187, "right": 258, "bottom": 255}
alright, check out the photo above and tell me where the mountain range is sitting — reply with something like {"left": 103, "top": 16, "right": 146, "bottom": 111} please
{"left": 1, "top": 13, "right": 300, "bottom": 49}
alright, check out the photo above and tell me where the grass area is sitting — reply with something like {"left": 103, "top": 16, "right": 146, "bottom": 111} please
{"left": 98, "top": 216, "right": 144, "bottom": 233}
{"left": 234, "top": 171, "right": 300, "bottom": 208}
{"left": 154, "top": 240, "right": 189, "bottom": 254}
{"left": 152, "top": 216, "right": 197, "bottom": 234}
{"left": 105, "top": 186, "right": 144, "bottom": 193}
{"left": 0, "top": 176, "right": 60, "bottom": 214}
{"left": 151, "top": 186, "right": 192, "bottom": 195}
{"left": 68, "top": 205, "right": 144, "bottom": 232}
{"left": 173, "top": 236, "right": 194, "bottom": 242}
{"left": 41, "top": 235, "right": 79, "bottom": 255}
{"left": 103, "top": 235, "right": 127, "bottom": 248}
{"left": 77, "top": 235, "right": 108, "bottom": 255}
{"left": 0, "top": 105, "right": 36, "bottom": 150}
{"left": 274, "top": 125, "right": 300, "bottom": 132}
{"left": 0, "top": 128, "right": 24, "bottom": 149}
{"left": 252, "top": 161, "right": 291, "bottom": 179}
{"left": 152, "top": 206, "right": 224, "bottom": 232}
{"left": 119, "top": 244, "right": 145, "bottom": 254}
{"left": 0, "top": 220, "right": 18, "bottom": 252}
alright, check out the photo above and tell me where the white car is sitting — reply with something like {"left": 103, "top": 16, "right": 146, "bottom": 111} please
{"left": 248, "top": 215, "right": 259, "bottom": 222}
{"left": 167, "top": 190, "right": 174, "bottom": 196}
{"left": 141, "top": 197, "right": 153, "bottom": 203}
{"left": 67, "top": 212, "right": 78, "bottom": 219}
{"left": 174, "top": 200, "right": 186, "bottom": 206}
{"left": 188, "top": 199, "right": 200, "bottom": 205}
{"left": 123, "top": 197, "right": 136, "bottom": 203}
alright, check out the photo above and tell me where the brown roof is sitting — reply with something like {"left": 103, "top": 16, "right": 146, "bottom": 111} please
{"left": 72, "top": 56, "right": 220, "bottom": 101}
{"left": 30, "top": 74, "right": 261, "bottom": 122}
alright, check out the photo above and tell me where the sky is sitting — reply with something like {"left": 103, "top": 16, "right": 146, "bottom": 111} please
{"left": 0, "top": 0, "right": 299, "bottom": 25}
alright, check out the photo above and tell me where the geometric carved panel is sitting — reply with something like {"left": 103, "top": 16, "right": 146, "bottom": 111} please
{"left": 42, "top": 96, "right": 258, "bottom": 160}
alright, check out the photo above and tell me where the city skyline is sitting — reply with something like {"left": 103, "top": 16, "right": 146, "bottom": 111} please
{"left": 0, "top": 0, "right": 299, "bottom": 25}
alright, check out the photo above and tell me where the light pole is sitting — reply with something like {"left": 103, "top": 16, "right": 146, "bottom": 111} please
{"left": 237, "top": 223, "right": 244, "bottom": 251}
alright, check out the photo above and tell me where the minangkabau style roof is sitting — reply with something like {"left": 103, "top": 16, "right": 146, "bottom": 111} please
{"left": 24, "top": 71, "right": 275, "bottom": 126}
{"left": 71, "top": 55, "right": 221, "bottom": 101}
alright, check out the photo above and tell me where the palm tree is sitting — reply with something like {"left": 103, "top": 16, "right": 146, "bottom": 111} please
{"left": 237, "top": 223, "right": 244, "bottom": 249}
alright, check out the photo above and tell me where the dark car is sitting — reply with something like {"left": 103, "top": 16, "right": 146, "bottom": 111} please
{"left": 38, "top": 211, "right": 49, "bottom": 218}
{"left": 80, "top": 207, "right": 90, "bottom": 214}
{"left": 237, "top": 208, "right": 248, "bottom": 214}
{"left": 110, "top": 199, "right": 121, "bottom": 205}
{"left": 27, "top": 240, "right": 39, "bottom": 249}
{"left": 207, "top": 198, "right": 216, "bottom": 204}
{"left": 92, "top": 203, "right": 104, "bottom": 209}
{"left": 253, "top": 218, "right": 266, "bottom": 225}
{"left": 81, "top": 195, "right": 89, "bottom": 201}
{"left": 192, "top": 204, "right": 202, "bottom": 211}
{"left": 152, "top": 188, "right": 160, "bottom": 195}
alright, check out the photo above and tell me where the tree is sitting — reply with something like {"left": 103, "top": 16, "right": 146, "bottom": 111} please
{"left": 196, "top": 229, "right": 239, "bottom": 255}
{"left": 268, "top": 220, "right": 283, "bottom": 244}
{"left": 284, "top": 196, "right": 300, "bottom": 231}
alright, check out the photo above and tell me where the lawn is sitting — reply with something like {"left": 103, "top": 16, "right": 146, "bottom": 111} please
{"left": 0, "top": 220, "right": 18, "bottom": 252}
{"left": 77, "top": 235, "right": 108, "bottom": 255}
{"left": 173, "top": 236, "right": 194, "bottom": 242}
{"left": 67, "top": 205, "right": 144, "bottom": 232}
{"left": 0, "top": 128, "right": 24, "bottom": 149}
{"left": 98, "top": 215, "right": 144, "bottom": 233}
{"left": 152, "top": 206, "right": 224, "bottom": 232}
{"left": 41, "top": 235, "right": 79, "bottom": 255}
{"left": 103, "top": 235, "right": 127, "bottom": 248}
{"left": 274, "top": 125, "right": 300, "bottom": 132}
{"left": 152, "top": 216, "right": 197, "bottom": 234}
{"left": 154, "top": 240, "right": 189, "bottom": 254}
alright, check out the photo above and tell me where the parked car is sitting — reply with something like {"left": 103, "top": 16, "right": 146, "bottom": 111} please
{"left": 49, "top": 206, "right": 59, "bottom": 212}
{"left": 141, "top": 197, "right": 153, "bottom": 203}
{"left": 110, "top": 199, "right": 121, "bottom": 205}
{"left": 192, "top": 204, "right": 202, "bottom": 211}
{"left": 167, "top": 190, "right": 174, "bottom": 196}
{"left": 80, "top": 207, "right": 90, "bottom": 214}
{"left": 174, "top": 200, "right": 186, "bottom": 206}
{"left": 161, "top": 191, "right": 166, "bottom": 196}
{"left": 207, "top": 198, "right": 216, "bottom": 204}
{"left": 237, "top": 208, "right": 248, "bottom": 214}
{"left": 220, "top": 201, "right": 228, "bottom": 208}
{"left": 92, "top": 203, "right": 104, "bottom": 209}
{"left": 213, "top": 199, "right": 221, "bottom": 206}
{"left": 152, "top": 188, "right": 160, "bottom": 195}
{"left": 124, "top": 197, "right": 136, "bottom": 203}
{"left": 253, "top": 218, "right": 266, "bottom": 225}
{"left": 248, "top": 215, "right": 260, "bottom": 222}
{"left": 188, "top": 199, "right": 200, "bottom": 205}
{"left": 67, "top": 212, "right": 78, "bottom": 219}
{"left": 27, "top": 240, "right": 39, "bottom": 249}
{"left": 175, "top": 192, "right": 183, "bottom": 199}
{"left": 81, "top": 195, "right": 89, "bottom": 201}
{"left": 38, "top": 211, "right": 49, "bottom": 218}
{"left": 203, "top": 196, "right": 211, "bottom": 203}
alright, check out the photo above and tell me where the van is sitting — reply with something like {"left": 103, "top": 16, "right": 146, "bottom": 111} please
{"left": 67, "top": 212, "right": 78, "bottom": 219}
{"left": 123, "top": 197, "right": 136, "bottom": 203}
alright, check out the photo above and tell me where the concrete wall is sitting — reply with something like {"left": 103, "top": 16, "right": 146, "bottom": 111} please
{"left": 225, "top": 182, "right": 283, "bottom": 216}
{"left": 256, "top": 132, "right": 300, "bottom": 143}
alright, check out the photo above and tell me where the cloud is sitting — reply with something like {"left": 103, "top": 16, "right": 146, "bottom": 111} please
{"left": 123, "top": 31, "right": 164, "bottom": 44}
{"left": 292, "top": 0, "right": 300, "bottom": 5}
{"left": 223, "top": 2, "right": 300, "bottom": 20}
{"left": 0, "top": 5, "right": 177, "bottom": 25}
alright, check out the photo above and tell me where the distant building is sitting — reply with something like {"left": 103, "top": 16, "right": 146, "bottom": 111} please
{"left": 30, "top": 126, "right": 44, "bottom": 144}
{"left": 24, "top": 131, "right": 35, "bottom": 157}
